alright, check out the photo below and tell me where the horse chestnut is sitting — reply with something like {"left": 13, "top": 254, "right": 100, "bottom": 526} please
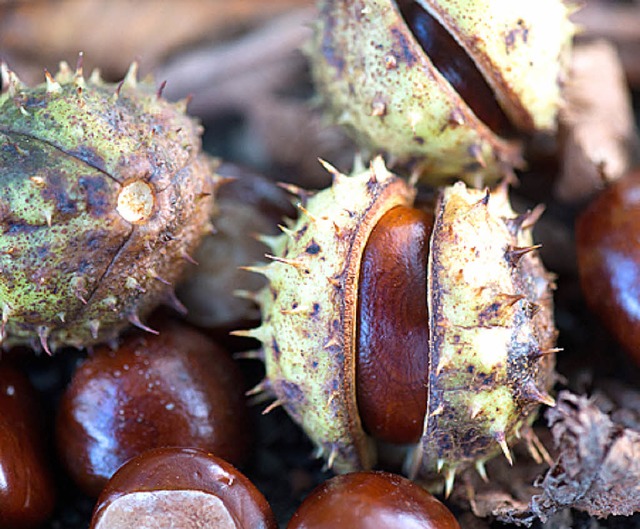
{"left": 576, "top": 169, "right": 640, "bottom": 366}
{"left": 287, "top": 471, "right": 460, "bottom": 529}
{"left": 310, "top": 0, "right": 575, "bottom": 184}
{"left": 90, "top": 447, "right": 277, "bottom": 529}
{"left": 56, "top": 319, "right": 250, "bottom": 496}
{"left": 239, "top": 158, "right": 557, "bottom": 494}
{"left": 0, "top": 364, "right": 55, "bottom": 529}
{"left": 0, "top": 60, "right": 216, "bottom": 351}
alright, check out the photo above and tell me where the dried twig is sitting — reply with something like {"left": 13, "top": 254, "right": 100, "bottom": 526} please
{"left": 157, "top": 7, "right": 354, "bottom": 188}
{"left": 0, "top": 0, "right": 313, "bottom": 81}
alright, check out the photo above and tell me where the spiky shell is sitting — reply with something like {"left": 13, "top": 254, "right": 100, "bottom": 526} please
{"left": 247, "top": 158, "right": 557, "bottom": 485}
{"left": 244, "top": 158, "right": 415, "bottom": 472}
{"left": 310, "top": 0, "right": 575, "bottom": 184}
{"left": 0, "top": 61, "right": 216, "bottom": 351}
{"left": 409, "top": 180, "right": 557, "bottom": 487}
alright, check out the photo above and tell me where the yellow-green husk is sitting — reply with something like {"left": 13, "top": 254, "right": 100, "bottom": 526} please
{"left": 0, "top": 62, "right": 216, "bottom": 351}
{"left": 247, "top": 158, "right": 557, "bottom": 486}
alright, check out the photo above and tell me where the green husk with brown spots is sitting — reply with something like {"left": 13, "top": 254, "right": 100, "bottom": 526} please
{"left": 242, "top": 158, "right": 557, "bottom": 493}
{"left": 310, "top": 0, "right": 575, "bottom": 185}
{"left": 0, "top": 60, "right": 216, "bottom": 351}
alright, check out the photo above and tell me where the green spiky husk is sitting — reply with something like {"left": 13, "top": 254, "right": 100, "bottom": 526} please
{"left": 0, "top": 63, "right": 216, "bottom": 351}
{"left": 250, "top": 158, "right": 415, "bottom": 472}
{"left": 250, "top": 159, "right": 557, "bottom": 485}
{"left": 409, "top": 181, "right": 557, "bottom": 484}
{"left": 310, "top": 0, "right": 574, "bottom": 185}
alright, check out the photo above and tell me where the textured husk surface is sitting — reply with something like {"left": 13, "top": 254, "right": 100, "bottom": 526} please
{"left": 0, "top": 66, "right": 215, "bottom": 350}
{"left": 254, "top": 159, "right": 557, "bottom": 482}
{"left": 311, "top": 0, "right": 574, "bottom": 184}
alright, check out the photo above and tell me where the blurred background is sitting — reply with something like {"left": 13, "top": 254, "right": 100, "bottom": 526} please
{"left": 1, "top": 1, "right": 640, "bottom": 528}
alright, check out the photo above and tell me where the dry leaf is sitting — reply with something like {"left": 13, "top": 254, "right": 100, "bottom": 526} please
{"left": 480, "top": 392, "right": 640, "bottom": 526}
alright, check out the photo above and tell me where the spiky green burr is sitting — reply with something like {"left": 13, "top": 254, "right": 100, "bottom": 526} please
{"left": 310, "top": 0, "right": 575, "bottom": 185}
{"left": 0, "top": 60, "right": 216, "bottom": 352}
{"left": 240, "top": 158, "right": 557, "bottom": 493}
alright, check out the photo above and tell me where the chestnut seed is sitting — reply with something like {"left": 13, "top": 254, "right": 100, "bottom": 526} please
{"left": 178, "top": 162, "right": 297, "bottom": 334}
{"left": 576, "top": 169, "right": 640, "bottom": 365}
{"left": 287, "top": 471, "right": 461, "bottom": 529}
{"left": 90, "top": 447, "right": 277, "bottom": 529}
{"left": 56, "top": 319, "right": 251, "bottom": 497}
{"left": 0, "top": 364, "right": 56, "bottom": 529}
{"left": 357, "top": 205, "right": 433, "bottom": 444}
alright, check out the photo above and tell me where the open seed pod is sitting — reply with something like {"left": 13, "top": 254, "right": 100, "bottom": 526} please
{"left": 0, "top": 60, "right": 216, "bottom": 351}
{"left": 239, "top": 158, "right": 557, "bottom": 493}
{"left": 310, "top": 0, "right": 575, "bottom": 185}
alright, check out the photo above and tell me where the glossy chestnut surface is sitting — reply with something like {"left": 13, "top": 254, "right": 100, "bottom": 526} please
{"left": 356, "top": 206, "right": 433, "bottom": 444}
{"left": 91, "top": 447, "right": 277, "bottom": 529}
{"left": 576, "top": 169, "right": 640, "bottom": 365}
{"left": 56, "top": 319, "right": 250, "bottom": 497}
{"left": 287, "top": 471, "right": 460, "bottom": 529}
{"left": 0, "top": 364, "right": 56, "bottom": 529}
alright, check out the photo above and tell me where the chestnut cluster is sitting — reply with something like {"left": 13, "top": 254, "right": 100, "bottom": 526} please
{"left": 7, "top": 0, "right": 640, "bottom": 526}
{"left": 0, "top": 340, "right": 462, "bottom": 528}
{"left": 88, "top": 448, "right": 460, "bottom": 529}
{"left": 90, "top": 450, "right": 461, "bottom": 529}
{"left": 0, "top": 170, "right": 466, "bottom": 528}
{"left": 0, "top": 319, "right": 252, "bottom": 528}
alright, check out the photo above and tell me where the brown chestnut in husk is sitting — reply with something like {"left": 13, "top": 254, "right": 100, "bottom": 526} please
{"left": 356, "top": 205, "right": 433, "bottom": 445}
{"left": 310, "top": 0, "right": 575, "bottom": 183}
{"left": 242, "top": 159, "right": 557, "bottom": 494}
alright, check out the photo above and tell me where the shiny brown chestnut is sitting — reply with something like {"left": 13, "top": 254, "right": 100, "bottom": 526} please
{"left": 56, "top": 319, "right": 250, "bottom": 497}
{"left": 395, "top": 0, "right": 513, "bottom": 138}
{"left": 90, "top": 447, "right": 277, "bottom": 529}
{"left": 356, "top": 205, "right": 433, "bottom": 445}
{"left": 287, "top": 471, "right": 461, "bottom": 529}
{"left": 0, "top": 364, "right": 56, "bottom": 529}
{"left": 576, "top": 169, "right": 640, "bottom": 365}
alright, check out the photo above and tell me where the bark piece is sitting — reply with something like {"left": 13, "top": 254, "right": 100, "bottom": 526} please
{"left": 573, "top": 0, "right": 640, "bottom": 89}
